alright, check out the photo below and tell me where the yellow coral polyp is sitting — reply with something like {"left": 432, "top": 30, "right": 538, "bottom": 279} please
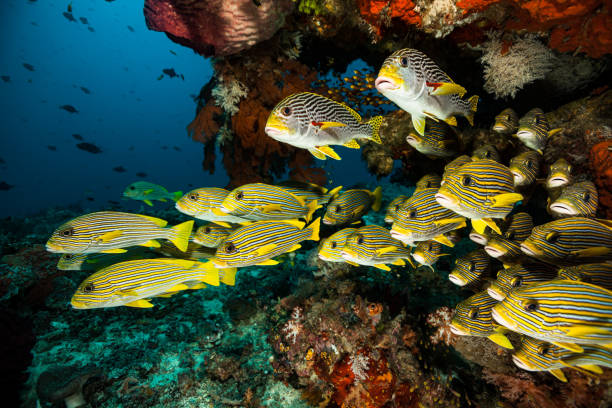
{"left": 305, "top": 347, "right": 315, "bottom": 361}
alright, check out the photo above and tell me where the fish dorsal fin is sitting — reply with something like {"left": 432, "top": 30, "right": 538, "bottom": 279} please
{"left": 98, "top": 230, "right": 122, "bottom": 243}
{"left": 340, "top": 101, "right": 362, "bottom": 122}
{"left": 138, "top": 214, "right": 168, "bottom": 227}
{"left": 255, "top": 243, "right": 277, "bottom": 257}
{"left": 283, "top": 219, "right": 306, "bottom": 229}
{"left": 344, "top": 139, "right": 360, "bottom": 149}
{"left": 124, "top": 299, "right": 154, "bottom": 308}
{"left": 432, "top": 234, "right": 454, "bottom": 248}
{"left": 491, "top": 193, "right": 523, "bottom": 208}
{"left": 487, "top": 332, "right": 513, "bottom": 349}
{"left": 548, "top": 369, "right": 567, "bottom": 382}
{"left": 551, "top": 341, "right": 584, "bottom": 353}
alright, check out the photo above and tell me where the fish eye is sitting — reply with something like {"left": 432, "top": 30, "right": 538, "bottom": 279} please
{"left": 334, "top": 205, "right": 341, "bottom": 213}
{"left": 484, "top": 151, "right": 491, "bottom": 158}
{"left": 545, "top": 231, "right": 560, "bottom": 243}
{"left": 469, "top": 261, "right": 476, "bottom": 272}
{"left": 468, "top": 308, "right": 479, "bottom": 319}
{"left": 583, "top": 192, "right": 591, "bottom": 202}
{"left": 281, "top": 106, "right": 292, "bottom": 116}
{"left": 235, "top": 191, "right": 244, "bottom": 200}
{"left": 189, "top": 193, "right": 198, "bottom": 201}
{"left": 523, "top": 300, "right": 538, "bottom": 312}
{"left": 61, "top": 228, "right": 74, "bottom": 237}
{"left": 462, "top": 176, "right": 471, "bottom": 186}
{"left": 538, "top": 345, "right": 550, "bottom": 355}
{"left": 409, "top": 209, "right": 417, "bottom": 218}
{"left": 511, "top": 276, "right": 522, "bottom": 288}
{"left": 399, "top": 56, "right": 408, "bottom": 67}
{"left": 83, "top": 284, "right": 94, "bottom": 293}
{"left": 394, "top": 204, "right": 400, "bottom": 211}
{"left": 64, "top": 254, "right": 73, "bottom": 260}
{"left": 130, "top": 186, "right": 136, "bottom": 190}
{"left": 506, "top": 114, "right": 511, "bottom": 120}
{"left": 331, "top": 241, "right": 337, "bottom": 249}
{"left": 204, "top": 226, "right": 211, "bottom": 234}
{"left": 505, "top": 230, "right": 515, "bottom": 240}
{"left": 526, "top": 160, "right": 533, "bottom": 169}
{"left": 427, "top": 243, "right": 432, "bottom": 251}
{"left": 356, "top": 234, "right": 364, "bottom": 245}
{"left": 224, "top": 242, "right": 236, "bottom": 253}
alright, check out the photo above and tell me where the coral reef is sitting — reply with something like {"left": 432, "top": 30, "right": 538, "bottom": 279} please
{"left": 590, "top": 139, "right": 612, "bottom": 218}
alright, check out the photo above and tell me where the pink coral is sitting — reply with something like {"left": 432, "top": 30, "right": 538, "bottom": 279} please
{"left": 426, "top": 306, "right": 458, "bottom": 346}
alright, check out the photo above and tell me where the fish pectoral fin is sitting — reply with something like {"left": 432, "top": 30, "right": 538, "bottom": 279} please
{"left": 432, "top": 234, "right": 454, "bottom": 248}
{"left": 98, "top": 230, "right": 122, "bottom": 243}
{"left": 316, "top": 145, "right": 341, "bottom": 160}
{"left": 256, "top": 259, "right": 280, "bottom": 266}
{"left": 548, "top": 369, "right": 568, "bottom": 382}
{"left": 212, "top": 221, "right": 232, "bottom": 228}
{"left": 551, "top": 341, "right": 584, "bottom": 353}
{"left": 309, "top": 148, "right": 327, "bottom": 160}
{"left": 548, "top": 128, "right": 563, "bottom": 137}
{"left": 343, "top": 139, "right": 360, "bottom": 149}
{"left": 100, "top": 248, "right": 127, "bottom": 254}
{"left": 351, "top": 205, "right": 366, "bottom": 218}
{"left": 491, "top": 193, "right": 523, "bottom": 208}
{"left": 487, "top": 332, "right": 513, "bottom": 349}
{"left": 373, "top": 263, "right": 391, "bottom": 271}
{"left": 345, "top": 260, "right": 360, "bottom": 266}
{"left": 124, "top": 299, "right": 154, "bottom": 308}
{"left": 211, "top": 208, "right": 227, "bottom": 216}
{"left": 318, "top": 121, "right": 347, "bottom": 130}
{"left": 258, "top": 204, "right": 283, "bottom": 213}
{"left": 426, "top": 81, "right": 467, "bottom": 97}
{"left": 255, "top": 244, "right": 277, "bottom": 257}
{"left": 411, "top": 116, "right": 426, "bottom": 136}
{"left": 139, "top": 240, "right": 160, "bottom": 248}
{"left": 570, "top": 247, "right": 611, "bottom": 258}
{"left": 443, "top": 116, "right": 457, "bottom": 127}
{"left": 144, "top": 200, "right": 154, "bottom": 206}
{"left": 287, "top": 244, "right": 301, "bottom": 252}
{"left": 375, "top": 246, "right": 398, "bottom": 256}
{"left": 350, "top": 221, "right": 362, "bottom": 225}
{"left": 143, "top": 189, "right": 154, "bottom": 194}
{"left": 434, "top": 217, "right": 466, "bottom": 227}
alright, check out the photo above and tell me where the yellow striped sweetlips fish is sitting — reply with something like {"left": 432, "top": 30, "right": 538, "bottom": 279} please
{"left": 513, "top": 336, "right": 611, "bottom": 382}
{"left": 405, "top": 120, "right": 458, "bottom": 158}
{"left": 175, "top": 188, "right": 250, "bottom": 226}
{"left": 322, "top": 187, "right": 382, "bottom": 226}
{"left": 548, "top": 181, "right": 598, "bottom": 218}
{"left": 216, "top": 183, "right": 320, "bottom": 222}
{"left": 558, "top": 263, "right": 612, "bottom": 291}
{"left": 123, "top": 181, "right": 182, "bottom": 207}
{"left": 491, "top": 108, "right": 518, "bottom": 134}
{"left": 415, "top": 173, "right": 442, "bottom": 191}
{"left": 468, "top": 224, "right": 499, "bottom": 246}
{"left": 277, "top": 180, "right": 343, "bottom": 205}
{"left": 212, "top": 218, "right": 320, "bottom": 268}
{"left": 46, "top": 211, "right": 194, "bottom": 254}
{"left": 391, "top": 188, "right": 466, "bottom": 247}
{"left": 492, "top": 279, "right": 612, "bottom": 352}
{"left": 154, "top": 240, "right": 216, "bottom": 261}
{"left": 520, "top": 217, "right": 612, "bottom": 266}
{"left": 375, "top": 48, "right": 478, "bottom": 136}
{"left": 508, "top": 151, "right": 541, "bottom": 187}
{"left": 487, "top": 263, "right": 558, "bottom": 301}
{"left": 484, "top": 236, "right": 524, "bottom": 266}
{"left": 193, "top": 223, "right": 235, "bottom": 248}
{"left": 264, "top": 92, "right": 383, "bottom": 161}
{"left": 516, "top": 108, "right": 562, "bottom": 154}
{"left": 318, "top": 228, "right": 357, "bottom": 263}
{"left": 385, "top": 195, "right": 409, "bottom": 223}
{"left": 471, "top": 144, "right": 500, "bottom": 163}
{"left": 450, "top": 291, "right": 514, "bottom": 349}
{"left": 435, "top": 159, "right": 523, "bottom": 235}
{"left": 502, "top": 212, "right": 534, "bottom": 242}
{"left": 341, "top": 225, "right": 413, "bottom": 271}
{"left": 448, "top": 249, "right": 490, "bottom": 287}
{"left": 443, "top": 229, "right": 463, "bottom": 246}
{"left": 71, "top": 259, "right": 234, "bottom": 309}
{"left": 546, "top": 158, "right": 572, "bottom": 190}
{"left": 442, "top": 155, "right": 472, "bottom": 181}
{"left": 57, "top": 248, "right": 156, "bottom": 271}
{"left": 411, "top": 240, "right": 448, "bottom": 269}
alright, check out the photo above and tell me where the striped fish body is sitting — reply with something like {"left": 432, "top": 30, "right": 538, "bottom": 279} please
{"left": 45, "top": 211, "right": 193, "bottom": 254}
{"left": 412, "top": 240, "right": 447, "bottom": 267}
{"left": 503, "top": 212, "right": 534, "bottom": 241}
{"left": 492, "top": 108, "right": 518, "bottom": 134}
{"left": 175, "top": 188, "right": 250, "bottom": 224}
{"left": 212, "top": 218, "right": 320, "bottom": 268}
{"left": 449, "top": 249, "right": 490, "bottom": 286}
{"left": 436, "top": 159, "right": 522, "bottom": 221}
{"left": 264, "top": 92, "right": 382, "bottom": 160}
{"left": 406, "top": 120, "right": 458, "bottom": 158}
{"left": 546, "top": 158, "right": 572, "bottom": 190}
{"left": 277, "top": 181, "right": 341, "bottom": 205}
{"left": 341, "top": 225, "right": 412, "bottom": 270}
{"left": 492, "top": 279, "right": 612, "bottom": 349}
{"left": 520, "top": 217, "right": 612, "bottom": 266}
{"left": 513, "top": 337, "right": 612, "bottom": 379}
{"left": 123, "top": 181, "right": 181, "bottom": 206}
{"left": 442, "top": 155, "right": 472, "bottom": 180}
{"left": 385, "top": 195, "right": 409, "bottom": 223}
{"left": 485, "top": 237, "right": 524, "bottom": 265}
{"left": 219, "top": 183, "right": 319, "bottom": 222}
{"left": 57, "top": 247, "right": 156, "bottom": 271}
{"left": 71, "top": 259, "right": 227, "bottom": 309}
{"left": 468, "top": 223, "right": 502, "bottom": 246}
{"left": 472, "top": 144, "right": 500, "bottom": 163}
{"left": 323, "top": 187, "right": 382, "bottom": 226}
{"left": 517, "top": 108, "right": 559, "bottom": 153}
{"left": 194, "top": 223, "right": 235, "bottom": 248}
{"left": 488, "top": 263, "right": 559, "bottom": 301}
{"left": 375, "top": 48, "right": 478, "bottom": 136}
{"left": 391, "top": 188, "right": 466, "bottom": 245}
{"left": 415, "top": 173, "right": 442, "bottom": 191}
{"left": 509, "top": 151, "right": 541, "bottom": 187}
{"left": 154, "top": 240, "right": 216, "bottom": 261}
{"left": 318, "top": 228, "right": 357, "bottom": 262}
{"left": 548, "top": 181, "right": 598, "bottom": 218}
{"left": 558, "top": 263, "right": 612, "bottom": 291}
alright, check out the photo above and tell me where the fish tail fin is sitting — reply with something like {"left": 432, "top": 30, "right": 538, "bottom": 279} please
{"left": 308, "top": 217, "right": 321, "bottom": 241}
{"left": 327, "top": 185, "right": 343, "bottom": 200}
{"left": 371, "top": 186, "right": 383, "bottom": 212}
{"left": 367, "top": 116, "right": 383, "bottom": 144}
{"left": 219, "top": 267, "right": 237, "bottom": 286}
{"left": 172, "top": 191, "right": 183, "bottom": 202}
{"left": 465, "top": 95, "right": 479, "bottom": 126}
{"left": 170, "top": 220, "right": 194, "bottom": 252}
{"left": 305, "top": 199, "right": 319, "bottom": 223}
{"left": 193, "top": 261, "right": 220, "bottom": 286}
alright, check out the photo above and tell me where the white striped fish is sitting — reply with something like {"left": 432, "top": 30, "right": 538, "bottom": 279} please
{"left": 322, "top": 187, "right": 382, "bottom": 226}
{"left": 71, "top": 259, "right": 234, "bottom": 309}
{"left": 341, "top": 225, "right": 413, "bottom": 271}
{"left": 548, "top": 181, "right": 598, "bottom": 218}
{"left": 318, "top": 228, "right": 357, "bottom": 263}
{"left": 375, "top": 48, "right": 478, "bottom": 136}
{"left": 391, "top": 188, "right": 466, "bottom": 247}
{"left": 471, "top": 144, "right": 500, "bottom": 163}
{"left": 449, "top": 249, "right": 490, "bottom": 287}
{"left": 212, "top": 218, "right": 320, "bottom": 268}
{"left": 123, "top": 181, "right": 182, "bottom": 207}
{"left": 491, "top": 108, "right": 518, "bottom": 134}
{"left": 175, "top": 188, "right": 250, "bottom": 225}
{"left": 46, "top": 211, "right": 193, "bottom": 254}
{"left": 405, "top": 119, "right": 457, "bottom": 158}
{"left": 385, "top": 195, "right": 409, "bottom": 223}
{"left": 216, "top": 183, "right": 320, "bottom": 222}
{"left": 415, "top": 173, "right": 442, "bottom": 191}
{"left": 488, "top": 263, "right": 558, "bottom": 301}
{"left": 520, "top": 217, "right": 612, "bottom": 266}
{"left": 492, "top": 279, "right": 612, "bottom": 352}
{"left": 411, "top": 240, "right": 448, "bottom": 269}
{"left": 509, "top": 151, "right": 541, "bottom": 187}
{"left": 558, "top": 263, "right": 612, "bottom": 291}
{"left": 264, "top": 92, "right": 383, "bottom": 160}
{"left": 57, "top": 247, "right": 156, "bottom": 271}
{"left": 193, "top": 223, "right": 235, "bottom": 248}
{"left": 516, "top": 108, "right": 562, "bottom": 153}
{"left": 277, "top": 181, "right": 342, "bottom": 205}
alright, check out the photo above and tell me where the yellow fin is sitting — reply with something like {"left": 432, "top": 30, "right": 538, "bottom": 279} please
{"left": 308, "top": 217, "right": 321, "bottom": 241}
{"left": 317, "top": 145, "right": 341, "bottom": 160}
{"left": 192, "top": 261, "right": 220, "bottom": 286}
{"left": 124, "top": 299, "right": 154, "bottom": 308}
{"left": 563, "top": 325, "right": 611, "bottom": 337}
{"left": 144, "top": 199, "right": 153, "bottom": 206}
{"left": 434, "top": 217, "right": 466, "bottom": 227}
{"left": 211, "top": 208, "right": 227, "bottom": 216}
{"left": 340, "top": 101, "right": 362, "bottom": 122}
{"left": 256, "top": 259, "right": 280, "bottom": 266}
{"left": 367, "top": 116, "right": 383, "bottom": 144}
{"left": 491, "top": 193, "right": 523, "bottom": 208}
{"left": 473, "top": 218, "right": 501, "bottom": 235}
{"left": 283, "top": 219, "right": 306, "bottom": 229}
{"left": 432, "top": 234, "right": 454, "bottom": 248}
{"left": 444, "top": 116, "right": 457, "bottom": 127}
{"left": 412, "top": 116, "right": 426, "bottom": 136}
{"left": 351, "top": 205, "right": 366, "bottom": 218}
{"left": 373, "top": 264, "right": 391, "bottom": 271}
{"left": 259, "top": 204, "right": 282, "bottom": 213}
{"left": 327, "top": 185, "right": 342, "bottom": 199}
{"left": 548, "top": 369, "right": 567, "bottom": 382}
{"left": 570, "top": 247, "right": 611, "bottom": 258}
{"left": 392, "top": 258, "right": 405, "bottom": 266}
{"left": 255, "top": 243, "right": 277, "bottom": 257}
{"left": 428, "top": 81, "right": 467, "bottom": 97}
{"left": 487, "top": 332, "right": 513, "bottom": 349}
{"left": 219, "top": 268, "right": 237, "bottom": 286}
{"left": 548, "top": 128, "right": 562, "bottom": 137}
{"left": 305, "top": 199, "right": 318, "bottom": 223}
{"left": 319, "top": 121, "right": 347, "bottom": 130}
{"left": 138, "top": 214, "right": 168, "bottom": 227}
{"left": 289, "top": 192, "right": 306, "bottom": 207}
{"left": 167, "top": 283, "right": 189, "bottom": 292}
{"left": 466, "top": 95, "right": 478, "bottom": 126}
{"left": 140, "top": 240, "right": 160, "bottom": 248}
{"left": 287, "top": 244, "right": 301, "bottom": 252}
{"left": 98, "top": 230, "right": 122, "bottom": 243}
{"left": 375, "top": 246, "right": 398, "bottom": 256}
{"left": 343, "top": 139, "right": 360, "bottom": 149}
{"left": 345, "top": 260, "right": 359, "bottom": 266}
{"left": 551, "top": 341, "right": 584, "bottom": 353}
{"left": 100, "top": 248, "right": 127, "bottom": 254}
{"left": 169, "top": 220, "right": 194, "bottom": 252}
{"left": 156, "top": 292, "right": 177, "bottom": 298}
{"left": 158, "top": 198, "right": 167, "bottom": 202}
{"left": 309, "top": 148, "right": 326, "bottom": 160}
{"left": 186, "top": 283, "right": 206, "bottom": 290}
{"left": 212, "top": 221, "right": 232, "bottom": 228}
{"left": 371, "top": 186, "right": 382, "bottom": 212}
{"left": 144, "top": 189, "right": 154, "bottom": 194}
{"left": 577, "top": 364, "right": 603, "bottom": 374}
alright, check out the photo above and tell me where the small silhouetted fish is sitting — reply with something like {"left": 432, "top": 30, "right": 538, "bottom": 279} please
{"left": 136, "top": 172, "right": 147, "bottom": 177}
{"left": 113, "top": 166, "right": 126, "bottom": 173}
{"left": 87, "top": 27, "right": 95, "bottom": 32}
{"left": 67, "top": 2, "right": 72, "bottom": 12}
{"left": 22, "top": 63, "right": 34, "bottom": 72}
{"left": 60, "top": 105, "right": 78, "bottom": 113}
{"left": 47, "top": 145, "right": 57, "bottom": 151}
{"left": 161, "top": 146, "right": 168, "bottom": 150}
{"left": 77, "top": 142, "right": 101, "bottom": 153}
{"left": 128, "top": 145, "right": 134, "bottom": 151}
{"left": 62, "top": 12, "right": 76, "bottom": 22}
{"left": 169, "top": 50, "right": 176, "bottom": 55}
{"left": 86, "top": 197, "right": 95, "bottom": 202}
{"left": 188, "top": 184, "right": 194, "bottom": 187}
{"left": 1, "top": 76, "right": 9, "bottom": 83}
{"left": 156, "top": 74, "right": 163, "bottom": 81}
{"left": 162, "top": 68, "right": 178, "bottom": 78}
{"left": 72, "top": 134, "right": 83, "bottom": 141}
{"left": 108, "top": 200, "right": 120, "bottom": 205}
{"left": 79, "top": 17, "right": 88, "bottom": 24}
{"left": 80, "top": 86, "right": 90, "bottom": 94}
{"left": 180, "top": 74, "right": 184, "bottom": 81}
{"left": 0, "top": 157, "right": 4, "bottom": 164}
{"left": 127, "top": 25, "right": 134, "bottom": 32}
{"left": 0, "top": 182, "right": 14, "bottom": 191}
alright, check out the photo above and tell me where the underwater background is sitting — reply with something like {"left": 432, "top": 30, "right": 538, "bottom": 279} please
{"left": 1, "top": 0, "right": 612, "bottom": 407}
